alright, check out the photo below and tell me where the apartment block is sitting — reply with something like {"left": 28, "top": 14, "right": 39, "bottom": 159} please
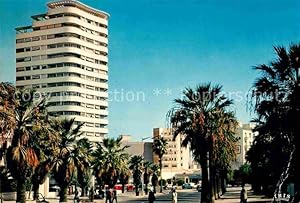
{"left": 232, "top": 123, "right": 257, "bottom": 170}
{"left": 15, "top": 0, "right": 109, "bottom": 142}
{"left": 153, "top": 128, "right": 200, "bottom": 180}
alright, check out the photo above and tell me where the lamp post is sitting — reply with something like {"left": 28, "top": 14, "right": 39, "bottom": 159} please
{"left": 141, "top": 136, "right": 151, "bottom": 196}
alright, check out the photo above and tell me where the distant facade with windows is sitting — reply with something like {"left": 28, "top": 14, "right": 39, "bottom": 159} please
{"left": 232, "top": 123, "right": 257, "bottom": 170}
{"left": 153, "top": 128, "right": 200, "bottom": 181}
{"left": 15, "top": 0, "right": 109, "bottom": 142}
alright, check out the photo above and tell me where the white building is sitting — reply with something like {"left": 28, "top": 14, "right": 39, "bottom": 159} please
{"left": 232, "top": 123, "right": 257, "bottom": 170}
{"left": 15, "top": 0, "right": 109, "bottom": 142}
{"left": 153, "top": 128, "right": 200, "bottom": 181}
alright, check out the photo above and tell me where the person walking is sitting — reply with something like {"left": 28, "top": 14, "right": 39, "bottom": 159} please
{"left": 148, "top": 188, "right": 156, "bottom": 203}
{"left": 240, "top": 186, "right": 248, "bottom": 203}
{"left": 105, "top": 187, "right": 112, "bottom": 203}
{"left": 171, "top": 188, "right": 177, "bottom": 203}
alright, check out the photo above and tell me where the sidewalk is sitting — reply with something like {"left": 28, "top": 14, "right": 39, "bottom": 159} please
{"left": 216, "top": 186, "right": 273, "bottom": 203}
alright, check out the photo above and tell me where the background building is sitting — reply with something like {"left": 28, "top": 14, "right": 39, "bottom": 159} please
{"left": 232, "top": 123, "right": 257, "bottom": 170}
{"left": 15, "top": 0, "right": 109, "bottom": 142}
{"left": 121, "top": 135, "right": 153, "bottom": 162}
{"left": 153, "top": 128, "right": 200, "bottom": 181}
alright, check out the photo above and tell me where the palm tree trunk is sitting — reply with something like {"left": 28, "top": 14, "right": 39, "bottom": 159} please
{"left": 121, "top": 183, "right": 125, "bottom": 193}
{"left": 59, "top": 185, "right": 68, "bottom": 202}
{"left": 220, "top": 170, "right": 227, "bottom": 195}
{"left": 159, "top": 158, "right": 163, "bottom": 193}
{"left": 209, "top": 165, "right": 216, "bottom": 202}
{"left": 16, "top": 178, "right": 27, "bottom": 203}
{"left": 135, "top": 184, "right": 139, "bottom": 196}
{"left": 200, "top": 152, "right": 210, "bottom": 203}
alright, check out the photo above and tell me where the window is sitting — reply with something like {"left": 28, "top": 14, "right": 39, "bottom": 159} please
{"left": 32, "top": 36, "right": 40, "bottom": 41}
{"left": 16, "top": 67, "right": 25, "bottom": 72}
{"left": 24, "top": 38, "right": 31, "bottom": 42}
{"left": 32, "top": 65, "right": 40, "bottom": 70}
{"left": 16, "top": 48, "right": 24, "bottom": 53}
{"left": 16, "top": 39, "right": 24, "bottom": 43}
{"left": 32, "top": 46, "right": 40, "bottom": 51}
{"left": 16, "top": 76, "right": 24, "bottom": 81}
{"left": 47, "top": 34, "right": 55, "bottom": 39}
{"left": 41, "top": 35, "right": 47, "bottom": 40}
{"left": 32, "top": 75, "right": 40, "bottom": 79}
{"left": 25, "top": 47, "right": 31, "bottom": 52}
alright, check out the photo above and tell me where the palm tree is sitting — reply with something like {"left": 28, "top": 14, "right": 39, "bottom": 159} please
{"left": 143, "top": 161, "right": 153, "bottom": 195}
{"left": 150, "top": 164, "right": 159, "bottom": 193}
{"left": 74, "top": 138, "right": 93, "bottom": 196}
{"left": 31, "top": 120, "right": 60, "bottom": 200}
{"left": 152, "top": 136, "right": 167, "bottom": 193}
{"left": 6, "top": 89, "right": 48, "bottom": 203}
{"left": 119, "top": 158, "right": 131, "bottom": 193}
{"left": 168, "top": 83, "right": 236, "bottom": 203}
{"left": 129, "top": 155, "right": 143, "bottom": 196}
{"left": 249, "top": 44, "right": 300, "bottom": 202}
{"left": 51, "top": 118, "right": 84, "bottom": 202}
{"left": 92, "top": 136, "right": 129, "bottom": 190}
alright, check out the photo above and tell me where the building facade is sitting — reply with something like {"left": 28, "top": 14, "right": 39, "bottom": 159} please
{"left": 15, "top": 0, "right": 109, "bottom": 142}
{"left": 121, "top": 135, "right": 153, "bottom": 162}
{"left": 232, "top": 123, "right": 257, "bottom": 170}
{"left": 153, "top": 128, "right": 200, "bottom": 180}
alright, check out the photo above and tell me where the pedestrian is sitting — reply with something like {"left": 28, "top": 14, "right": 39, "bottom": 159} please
{"left": 148, "top": 188, "right": 156, "bottom": 203}
{"left": 89, "top": 187, "right": 94, "bottom": 202}
{"left": 105, "top": 187, "right": 112, "bottom": 203}
{"left": 111, "top": 189, "right": 117, "bottom": 203}
{"left": 74, "top": 188, "right": 80, "bottom": 203}
{"left": 240, "top": 186, "right": 247, "bottom": 203}
{"left": 171, "top": 188, "right": 177, "bottom": 203}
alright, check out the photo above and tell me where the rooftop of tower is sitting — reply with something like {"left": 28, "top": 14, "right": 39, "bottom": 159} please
{"left": 47, "top": 0, "right": 110, "bottom": 19}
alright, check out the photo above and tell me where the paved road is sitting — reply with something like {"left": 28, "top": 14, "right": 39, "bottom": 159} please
{"left": 118, "top": 189, "right": 201, "bottom": 203}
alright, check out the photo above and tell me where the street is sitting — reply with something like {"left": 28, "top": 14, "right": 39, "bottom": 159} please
{"left": 117, "top": 189, "right": 201, "bottom": 203}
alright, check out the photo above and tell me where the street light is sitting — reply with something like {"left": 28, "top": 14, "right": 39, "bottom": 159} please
{"left": 141, "top": 136, "right": 152, "bottom": 196}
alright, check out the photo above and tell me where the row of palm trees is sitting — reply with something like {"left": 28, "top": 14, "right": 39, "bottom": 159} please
{"left": 0, "top": 85, "right": 166, "bottom": 203}
{"left": 246, "top": 44, "right": 300, "bottom": 203}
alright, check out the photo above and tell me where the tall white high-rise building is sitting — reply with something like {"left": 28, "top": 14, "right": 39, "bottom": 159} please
{"left": 15, "top": 0, "right": 109, "bottom": 142}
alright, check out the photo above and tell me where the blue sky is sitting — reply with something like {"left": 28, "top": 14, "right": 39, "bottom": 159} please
{"left": 1, "top": 0, "right": 300, "bottom": 140}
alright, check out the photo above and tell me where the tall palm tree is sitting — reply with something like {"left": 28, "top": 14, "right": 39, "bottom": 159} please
{"left": 129, "top": 155, "right": 143, "bottom": 196}
{"left": 31, "top": 119, "right": 60, "bottom": 200}
{"left": 150, "top": 164, "right": 159, "bottom": 193}
{"left": 143, "top": 161, "right": 153, "bottom": 195}
{"left": 6, "top": 89, "right": 48, "bottom": 203}
{"left": 168, "top": 83, "right": 235, "bottom": 203}
{"left": 51, "top": 118, "right": 84, "bottom": 202}
{"left": 249, "top": 44, "right": 300, "bottom": 202}
{"left": 92, "top": 136, "right": 129, "bottom": 190}
{"left": 73, "top": 138, "right": 93, "bottom": 196}
{"left": 152, "top": 136, "right": 167, "bottom": 193}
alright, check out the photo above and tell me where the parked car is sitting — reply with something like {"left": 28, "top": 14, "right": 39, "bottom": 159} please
{"left": 182, "top": 183, "right": 193, "bottom": 189}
